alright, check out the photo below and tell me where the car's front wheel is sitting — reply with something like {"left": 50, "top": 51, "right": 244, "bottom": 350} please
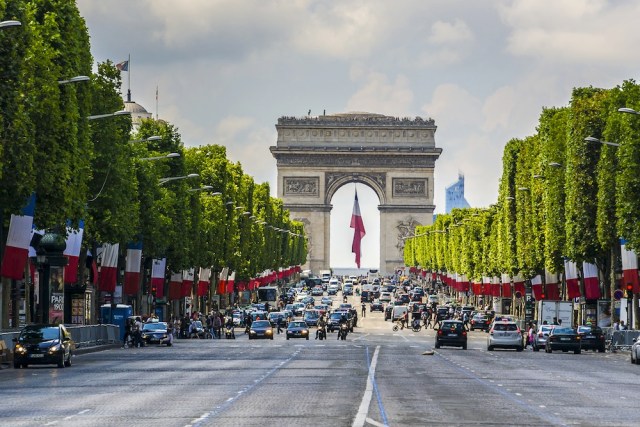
{"left": 64, "top": 352, "right": 72, "bottom": 367}
{"left": 57, "top": 353, "right": 65, "bottom": 368}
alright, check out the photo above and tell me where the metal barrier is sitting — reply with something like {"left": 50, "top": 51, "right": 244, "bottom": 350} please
{"left": 602, "top": 328, "right": 640, "bottom": 352}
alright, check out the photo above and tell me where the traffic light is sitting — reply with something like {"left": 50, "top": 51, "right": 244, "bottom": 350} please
{"left": 626, "top": 283, "right": 634, "bottom": 299}
{"left": 540, "top": 291, "right": 546, "bottom": 300}
{"left": 151, "top": 284, "right": 157, "bottom": 296}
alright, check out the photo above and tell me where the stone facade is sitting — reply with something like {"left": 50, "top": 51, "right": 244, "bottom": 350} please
{"left": 270, "top": 112, "right": 442, "bottom": 275}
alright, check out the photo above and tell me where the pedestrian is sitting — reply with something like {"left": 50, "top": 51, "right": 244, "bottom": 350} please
{"left": 213, "top": 312, "right": 222, "bottom": 339}
{"left": 276, "top": 316, "right": 283, "bottom": 334}
{"left": 361, "top": 302, "right": 366, "bottom": 318}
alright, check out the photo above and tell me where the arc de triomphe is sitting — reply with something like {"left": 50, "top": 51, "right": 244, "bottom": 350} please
{"left": 270, "top": 112, "right": 442, "bottom": 275}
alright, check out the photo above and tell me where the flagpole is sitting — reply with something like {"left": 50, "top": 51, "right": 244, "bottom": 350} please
{"left": 127, "top": 53, "right": 131, "bottom": 102}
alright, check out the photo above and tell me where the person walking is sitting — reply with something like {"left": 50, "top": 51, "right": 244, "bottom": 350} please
{"left": 361, "top": 302, "right": 366, "bottom": 318}
{"left": 213, "top": 312, "right": 222, "bottom": 339}
{"left": 276, "top": 316, "right": 283, "bottom": 334}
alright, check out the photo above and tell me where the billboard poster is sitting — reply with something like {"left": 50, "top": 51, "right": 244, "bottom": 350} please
{"left": 49, "top": 293, "right": 64, "bottom": 324}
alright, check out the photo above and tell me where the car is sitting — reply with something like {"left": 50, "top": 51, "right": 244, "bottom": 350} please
{"left": 321, "top": 297, "right": 333, "bottom": 306}
{"left": 311, "top": 286, "right": 324, "bottom": 296}
{"left": 396, "top": 294, "right": 410, "bottom": 305}
{"left": 470, "top": 314, "right": 490, "bottom": 331}
{"left": 631, "top": 336, "right": 640, "bottom": 364}
{"left": 379, "top": 292, "right": 392, "bottom": 303}
{"left": 391, "top": 305, "right": 409, "bottom": 322}
{"left": 327, "top": 286, "right": 339, "bottom": 295}
{"left": 576, "top": 325, "right": 606, "bottom": 352}
{"left": 286, "top": 320, "right": 310, "bottom": 340}
{"left": 532, "top": 324, "right": 556, "bottom": 351}
{"left": 314, "top": 304, "right": 330, "bottom": 316}
{"left": 427, "top": 295, "right": 439, "bottom": 305}
{"left": 545, "top": 327, "right": 581, "bottom": 354}
{"left": 267, "top": 312, "right": 287, "bottom": 328}
{"left": 343, "top": 285, "right": 354, "bottom": 296}
{"left": 141, "top": 321, "right": 172, "bottom": 345}
{"left": 487, "top": 321, "right": 523, "bottom": 351}
{"left": 370, "top": 301, "right": 384, "bottom": 312}
{"left": 251, "top": 311, "right": 269, "bottom": 322}
{"left": 384, "top": 302, "right": 395, "bottom": 321}
{"left": 328, "top": 311, "right": 353, "bottom": 332}
{"left": 303, "top": 310, "right": 320, "bottom": 326}
{"left": 13, "top": 324, "right": 76, "bottom": 368}
{"left": 360, "top": 290, "right": 371, "bottom": 302}
{"left": 249, "top": 320, "right": 274, "bottom": 340}
{"left": 435, "top": 320, "right": 467, "bottom": 349}
{"left": 339, "top": 303, "right": 353, "bottom": 311}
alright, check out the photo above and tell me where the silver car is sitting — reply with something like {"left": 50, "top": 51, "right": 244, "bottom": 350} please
{"left": 532, "top": 324, "right": 556, "bottom": 352}
{"left": 487, "top": 321, "right": 524, "bottom": 351}
{"left": 631, "top": 337, "right": 640, "bottom": 364}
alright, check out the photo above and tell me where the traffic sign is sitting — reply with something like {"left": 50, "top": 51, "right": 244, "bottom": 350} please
{"left": 613, "top": 289, "right": 623, "bottom": 301}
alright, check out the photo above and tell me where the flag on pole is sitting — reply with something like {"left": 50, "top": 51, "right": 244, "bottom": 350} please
{"left": 182, "top": 268, "right": 194, "bottom": 298}
{"left": 564, "top": 260, "right": 581, "bottom": 299}
{"left": 63, "top": 220, "right": 84, "bottom": 284}
{"left": 169, "top": 272, "right": 182, "bottom": 300}
{"left": 583, "top": 262, "right": 601, "bottom": 299}
{"left": 123, "top": 242, "right": 142, "bottom": 295}
{"left": 151, "top": 258, "right": 166, "bottom": 298}
{"left": 197, "top": 267, "right": 211, "bottom": 297}
{"left": 218, "top": 267, "right": 229, "bottom": 295}
{"left": 350, "top": 190, "right": 366, "bottom": 268}
{"left": 115, "top": 60, "right": 129, "bottom": 71}
{"left": 531, "top": 274, "right": 543, "bottom": 300}
{"left": 226, "top": 271, "right": 236, "bottom": 294}
{"left": 621, "top": 240, "right": 639, "bottom": 293}
{"left": 1, "top": 193, "right": 36, "bottom": 279}
{"left": 98, "top": 243, "right": 119, "bottom": 293}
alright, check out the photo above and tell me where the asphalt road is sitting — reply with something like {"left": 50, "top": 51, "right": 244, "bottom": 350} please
{"left": 1, "top": 296, "right": 639, "bottom": 427}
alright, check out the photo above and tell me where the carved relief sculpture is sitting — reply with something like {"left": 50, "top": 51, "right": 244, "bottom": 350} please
{"left": 284, "top": 177, "right": 319, "bottom": 196}
{"left": 396, "top": 216, "right": 422, "bottom": 255}
{"left": 393, "top": 178, "right": 427, "bottom": 197}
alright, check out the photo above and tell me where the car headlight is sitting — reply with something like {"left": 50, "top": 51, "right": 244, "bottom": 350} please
{"left": 266, "top": 330, "right": 273, "bottom": 334}
{"left": 302, "top": 330, "right": 308, "bottom": 334}
{"left": 49, "top": 344, "right": 62, "bottom": 353}
{"left": 15, "top": 344, "right": 26, "bottom": 354}
{"left": 250, "top": 330, "right": 256, "bottom": 334}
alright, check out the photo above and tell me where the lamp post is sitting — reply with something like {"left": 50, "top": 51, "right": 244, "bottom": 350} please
{"left": 0, "top": 20, "right": 21, "bottom": 28}
{"left": 140, "top": 152, "right": 180, "bottom": 161}
{"left": 187, "top": 185, "right": 213, "bottom": 193}
{"left": 58, "top": 75, "right": 90, "bottom": 85}
{"left": 87, "top": 110, "right": 131, "bottom": 121}
{"left": 584, "top": 136, "right": 620, "bottom": 147}
{"left": 130, "top": 135, "right": 162, "bottom": 143}
{"left": 158, "top": 173, "right": 199, "bottom": 185}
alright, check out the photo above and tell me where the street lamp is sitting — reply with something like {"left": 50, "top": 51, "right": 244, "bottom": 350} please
{"left": 158, "top": 173, "right": 199, "bottom": 185}
{"left": 140, "top": 152, "right": 180, "bottom": 161}
{"left": 548, "top": 162, "right": 562, "bottom": 168}
{"left": 505, "top": 196, "right": 515, "bottom": 200}
{"left": 130, "top": 135, "right": 162, "bottom": 143}
{"left": 0, "top": 20, "right": 21, "bottom": 28}
{"left": 188, "top": 185, "right": 214, "bottom": 193}
{"left": 518, "top": 187, "right": 530, "bottom": 191}
{"left": 58, "top": 75, "right": 90, "bottom": 85}
{"left": 584, "top": 136, "right": 620, "bottom": 147}
{"left": 618, "top": 107, "right": 640, "bottom": 115}
{"left": 87, "top": 110, "right": 131, "bottom": 120}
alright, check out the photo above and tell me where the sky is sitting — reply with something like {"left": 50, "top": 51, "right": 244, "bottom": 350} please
{"left": 76, "top": 0, "right": 640, "bottom": 269}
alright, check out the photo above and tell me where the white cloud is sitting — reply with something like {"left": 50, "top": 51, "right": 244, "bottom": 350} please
{"left": 346, "top": 72, "right": 414, "bottom": 116}
{"left": 481, "top": 86, "right": 516, "bottom": 133}
{"left": 428, "top": 19, "right": 474, "bottom": 45}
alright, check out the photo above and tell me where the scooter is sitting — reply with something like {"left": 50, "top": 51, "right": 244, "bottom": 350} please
{"left": 225, "top": 325, "right": 236, "bottom": 339}
{"left": 338, "top": 323, "right": 348, "bottom": 340}
{"left": 316, "top": 326, "right": 326, "bottom": 340}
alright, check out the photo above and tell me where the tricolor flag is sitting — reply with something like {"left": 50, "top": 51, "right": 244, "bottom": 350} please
{"left": 218, "top": 267, "right": 229, "bottom": 294}
{"left": 98, "top": 243, "right": 119, "bottom": 293}
{"left": 123, "top": 242, "right": 142, "bottom": 295}
{"left": 513, "top": 274, "right": 526, "bottom": 297}
{"left": 501, "top": 274, "right": 512, "bottom": 298}
{"left": 151, "top": 258, "right": 166, "bottom": 298}
{"left": 182, "top": 268, "right": 194, "bottom": 298}
{"left": 583, "top": 262, "right": 601, "bottom": 299}
{"left": 621, "top": 240, "right": 639, "bottom": 293}
{"left": 564, "top": 260, "right": 581, "bottom": 299}
{"left": 115, "top": 60, "right": 129, "bottom": 71}
{"left": 1, "top": 193, "right": 36, "bottom": 279}
{"left": 197, "top": 267, "right": 211, "bottom": 297}
{"left": 63, "top": 220, "right": 84, "bottom": 284}
{"left": 531, "top": 274, "right": 543, "bottom": 300}
{"left": 544, "top": 270, "right": 560, "bottom": 300}
{"left": 350, "top": 190, "right": 366, "bottom": 268}
{"left": 491, "top": 276, "right": 501, "bottom": 297}
{"left": 169, "top": 272, "right": 182, "bottom": 300}
{"left": 226, "top": 271, "right": 236, "bottom": 294}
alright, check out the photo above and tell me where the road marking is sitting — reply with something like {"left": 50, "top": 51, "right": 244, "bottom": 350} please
{"left": 353, "top": 346, "right": 386, "bottom": 427}
{"left": 365, "top": 417, "right": 386, "bottom": 427}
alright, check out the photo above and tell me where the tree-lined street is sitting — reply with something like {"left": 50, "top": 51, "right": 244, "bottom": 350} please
{"left": 1, "top": 299, "right": 637, "bottom": 427}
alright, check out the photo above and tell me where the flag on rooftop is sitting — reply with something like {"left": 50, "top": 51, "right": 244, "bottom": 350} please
{"left": 115, "top": 60, "right": 129, "bottom": 71}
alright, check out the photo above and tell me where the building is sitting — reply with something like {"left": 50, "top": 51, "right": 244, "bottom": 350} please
{"left": 445, "top": 173, "right": 470, "bottom": 213}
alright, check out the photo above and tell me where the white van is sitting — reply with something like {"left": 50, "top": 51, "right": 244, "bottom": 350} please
{"left": 392, "top": 305, "right": 409, "bottom": 322}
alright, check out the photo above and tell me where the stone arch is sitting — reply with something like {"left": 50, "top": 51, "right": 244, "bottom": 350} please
{"left": 270, "top": 112, "right": 442, "bottom": 275}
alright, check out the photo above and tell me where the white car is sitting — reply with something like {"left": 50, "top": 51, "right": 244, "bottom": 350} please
{"left": 487, "top": 321, "right": 524, "bottom": 351}
{"left": 379, "top": 292, "right": 392, "bottom": 303}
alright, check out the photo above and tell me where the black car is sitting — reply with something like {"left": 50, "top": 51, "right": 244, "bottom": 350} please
{"left": 13, "top": 324, "right": 75, "bottom": 368}
{"left": 249, "top": 320, "right": 274, "bottom": 340}
{"left": 360, "top": 290, "right": 371, "bottom": 302}
{"left": 546, "top": 327, "right": 581, "bottom": 354}
{"left": 470, "top": 313, "right": 490, "bottom": 331}
{"left": 286, "top": 321, "right": 310, "bottom": 340}
{"left": 576, "top": 325, "right": 605, "bottom": 352}
{"left": 396, "top": 294, "right": 410, "bottom": 305}
{"left": 141, "top": 321, "right": 172, "bottom": 345}
{"left": 384, "top": 303, "right": 394, "bottom": 321}
{"left": 435, "top": 320, "right": 467, "bottom": 349}
{"left": 370, "top": 301, "right": 384, "bottom": 312}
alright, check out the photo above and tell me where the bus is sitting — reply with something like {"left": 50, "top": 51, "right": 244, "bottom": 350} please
{"left": 257, "top": 286, "right": 280, "bottom": 304}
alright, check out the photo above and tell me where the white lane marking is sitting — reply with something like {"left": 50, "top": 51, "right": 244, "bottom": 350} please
{"left": 44, "top": 422, "right": 58, "bottom": 426}
{"left": 78, "top": 410, "right": 90, "bottom": 415}
{"left": 352, "top": 345, "right": 381, "bottom": 427}
{"left": 365, "top": 417, "right": 386, "bottom": 427}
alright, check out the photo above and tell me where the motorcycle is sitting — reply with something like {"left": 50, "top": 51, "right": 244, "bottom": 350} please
{"left": 316, "top": 326, "right": 326, "bottom": 340}
{"left": 224, "top": 325, "right": 236, "bottom": 339}
{"left": 338, "top": 323, "right": 348, "bottom": 340}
